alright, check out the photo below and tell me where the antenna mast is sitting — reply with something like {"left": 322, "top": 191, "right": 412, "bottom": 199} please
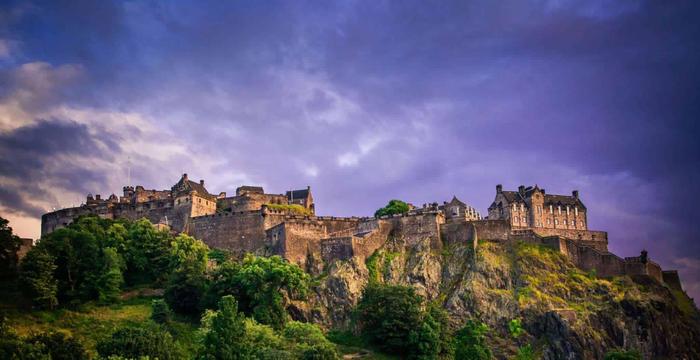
{"left": 127, "top": 156, "right": 131, "bottom": 186}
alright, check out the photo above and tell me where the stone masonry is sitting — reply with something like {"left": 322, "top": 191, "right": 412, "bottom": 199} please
{"left": 40, "top": 175, "right": 685, "bottom": 291}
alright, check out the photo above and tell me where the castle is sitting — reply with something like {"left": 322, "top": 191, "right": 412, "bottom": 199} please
{"left": 40, "top": 175, "right": 684, "bottom": 291}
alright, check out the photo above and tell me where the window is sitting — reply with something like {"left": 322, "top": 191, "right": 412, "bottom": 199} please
{"left": 549, "top": 205, "right": 553, "bottom": 214}
{"left": 521, "top": 216, "right": 526, "bottom": 224}
{"left": 564, "top": 220, "right": 568, "bottom": 226}
{"left": 572, "top": 220, "right": 576, "bottom": 227}
{"left": 558, "top": 206, "right": 561, "bottom": 214}
{"left": 513, "top": 204, "right": 517, "bottom": 212}
{"left": 514, "top": 217, "right": 519, "bottom": 223}
{"left": 575, "top": 207, "right": 578, "bottom": 216}
{"left": 566, "top": 206, "right": 570, "bottom": 215}
{"left": 547, "top": 218, "right": 551, "bottom": 225}
{"left": 520, "top": 204, "right": 524, "bottom": 212}
{"left": 554, "top": 219, "right": 559, "bottom": 225}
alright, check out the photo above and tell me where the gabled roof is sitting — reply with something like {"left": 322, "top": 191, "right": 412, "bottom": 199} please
{"left": 286, "top": 188, "right": 310, "bottom": 200}
{"left": 172, "top": 174, "right": 215, "bottom": 199}
{"left": 499, "top": 186, "right": 585, "bottom": 209}
{"left": 447, "top": 196, "right": 467, "bottom": 207}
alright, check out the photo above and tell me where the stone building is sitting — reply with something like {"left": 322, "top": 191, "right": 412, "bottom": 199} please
{"left": 488, "top": 184, "right": 587, "bottom": 231}
{"left": 39, "top": 177, "right": 684, "bottom": 293}
{"left": 41, "top": 174, "right": 314, "bottom": 235}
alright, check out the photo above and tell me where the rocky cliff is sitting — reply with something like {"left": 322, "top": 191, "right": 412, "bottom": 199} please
{"left": 291, "top": 235, "right": 700, "bottom": 359}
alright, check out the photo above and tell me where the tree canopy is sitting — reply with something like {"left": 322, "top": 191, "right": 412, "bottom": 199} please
{"left": 374, "top": 199, "right": 410, "bottom": 218}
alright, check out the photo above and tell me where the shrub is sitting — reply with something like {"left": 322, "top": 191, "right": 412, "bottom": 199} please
{"left": 508, "top": 319, "right": 524, "bottom": 339}
{"left": 374, "top": 200, "right": 410, "bottom": 218}
{"left": 454, "top": 320, "right": 492, "bottom": 360}
{"left": 151, "top": 299, "right": 172, "bottom": 324}
{"left": 265, "top": 203, "right": 313, "bottom": 216}
{"left": 26, "top": 331, "right": 89, "bottom": 360}
{"left": 515, "top": 344, "right": 536, "bottom": 360}
{"left": 97, "top": 325, "right": 182, "bottom": 360}
{"left": 604, "top": 349, "right": 642, "bottom": 360}
{"left": 283, "top": 321, "right": 339, "bottom": 360}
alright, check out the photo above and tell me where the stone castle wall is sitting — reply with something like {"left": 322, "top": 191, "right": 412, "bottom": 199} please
{"left": 189, "top": 211, "right": 268, "bottom": 256}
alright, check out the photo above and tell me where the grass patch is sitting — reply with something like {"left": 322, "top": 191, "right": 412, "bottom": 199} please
{"left": 265, "top": 203, "right": 313, "bottom": 216}
{"left": 3, "top": 296, "right": 198, "bottom": 358}
{"left": 366, "top": 250, "right": 381, "bottom": 283}
{"left": 328, "top": 330, "right": 398, "bottom": 360}
{"left": 671, "top": 289, "right": 697, "bottom": 317}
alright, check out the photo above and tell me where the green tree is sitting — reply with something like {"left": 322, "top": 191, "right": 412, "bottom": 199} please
{"left": 97, "top": 247, "right": 125, "bottom": 303}
{"left": 151, "top": 299, "right": 173, "bottom": 324}
{"left": 283, "top": 321, "right": 339, "bottom": 360}
{"left": 356, "top": 284, "right": 423, "bottom": 356}
{"left": 204, "top": 255, "right": 310, "bottom": 327}
{"left": 200, "top": 295, "right": 249, "bottom": 359}
{"left": 0, "top": 216, "right": 22, "bottom": 279}
{"left": 454, "top": 320, "right": 492, "bottom": 360}
{"left": 19, "top": 248, "right": 58, "bottom": 309}
{"left": 97, "top": 325, "right": 182, "bottom": 360}
{"left": 374, "top": 199, "right": 410, "bottom": 218}
{"left": 125, "top": 218, "right": 172, "bottom": 284}
{"left": 165, "top": 261, "right": 207, "bottom": 315}
{"left": 169, "top": 233, "right": 209, "bottom": 272}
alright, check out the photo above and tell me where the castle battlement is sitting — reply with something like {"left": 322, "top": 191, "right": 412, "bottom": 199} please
{"left": 40, "top": 174, "right": 684, "bottom": 292}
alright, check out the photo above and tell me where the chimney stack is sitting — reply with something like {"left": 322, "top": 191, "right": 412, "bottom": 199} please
{"left": 496, "top": 184, "right": 502, "bottom": 193}
{"left": 518, "top": 185, "right": 525, "bottom": 194}
{"left": 572, "top": 190, "right": 579, "bottom": 199}
{"left": 183, "top": 173, "right": 188, "bottom": 180}
{"left": 200, "top": 179, "right": 205, "bottom": 186}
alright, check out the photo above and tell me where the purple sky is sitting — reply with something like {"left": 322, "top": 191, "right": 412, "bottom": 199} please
{"left": 1, "top": 1, "right": 699, "bottom": 302}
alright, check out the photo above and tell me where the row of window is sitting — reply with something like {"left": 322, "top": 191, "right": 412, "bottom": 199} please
{"left": 514, "top": 216, "right": 584, "bottom": 228}
{"left": 513, "top": 204, "right": 579, "bottom": 216}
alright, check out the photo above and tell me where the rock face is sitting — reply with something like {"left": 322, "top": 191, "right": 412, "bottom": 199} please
{"left": 293, "top": 234, "right": 700, "bottom": 359}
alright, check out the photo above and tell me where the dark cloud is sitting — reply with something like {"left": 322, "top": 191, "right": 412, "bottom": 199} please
{"left": 0, "top": 120, "right": 119, "bottom": 216}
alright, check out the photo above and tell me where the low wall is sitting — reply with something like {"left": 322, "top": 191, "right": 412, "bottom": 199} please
{"left": 533, "top": 228, "right": 608, "bottom": 247}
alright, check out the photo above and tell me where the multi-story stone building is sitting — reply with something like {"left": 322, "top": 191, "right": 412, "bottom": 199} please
{"left": 488, "top": 184, "right": 587, "bottom": 231}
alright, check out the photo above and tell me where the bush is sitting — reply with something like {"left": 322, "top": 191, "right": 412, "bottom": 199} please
{"left": 374, "top": 200, "right": 410, "bottom": 218}
{"left": 26, "top": 331, "right": 89, "bottom": 360}
{"left": 97, "top": 325, "right": 182, "bottom": 360}
{"left": 454, "top": 320, "right": 492, "bottom": 360}
{"left": 283, "top": 321, "right": 339, "bottom": 360}
{"left": 604, "top": 349, "right": 642, "bottom": 360}
{"left": 151, "top": 299, "right": 172, "bottom": 324}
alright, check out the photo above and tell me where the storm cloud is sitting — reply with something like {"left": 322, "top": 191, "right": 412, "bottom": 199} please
{"left": 1, "top": 0, "right": 699, "bottom": 301}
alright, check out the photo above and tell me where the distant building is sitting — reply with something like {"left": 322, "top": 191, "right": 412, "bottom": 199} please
{"left": 488, "top": 184, "right": 587, "bottom": 231}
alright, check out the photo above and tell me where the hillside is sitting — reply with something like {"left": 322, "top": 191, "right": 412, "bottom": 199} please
{"left": 300, "top": 236, "right": 700, "bottom": 359}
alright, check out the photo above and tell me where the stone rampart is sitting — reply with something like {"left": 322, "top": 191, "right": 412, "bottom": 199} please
{"left": 662, "top": 271, "right": 683, "bottom": 291}
{"left": 189, "top": 211, "right": 267, "bottom": 256}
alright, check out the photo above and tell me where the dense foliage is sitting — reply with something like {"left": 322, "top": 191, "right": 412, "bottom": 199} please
{"left": 374, "top": 199, "right": 410, "bottom": 217}
{"left": 356, "top": 283, "right": 451, "bottom": 358}
{"left": 204, "top": 254, "right": 310, "bottom": 327}
{"left": 96, "top": 324, "right": 183, "bottom": 359}
{"left": 200, "top": 295, "right": 338, "bottom": 359}
{"left": 454, "top": 320, "right": 492, "bottom": 360}
{"left": 1, "top": 317, "right": 88, "bottom": 360}
{"left": 0, "top": 217, "right": 22, "bottom": 279}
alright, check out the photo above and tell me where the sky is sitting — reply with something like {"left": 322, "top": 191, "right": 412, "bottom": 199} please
{"left": 1, "top": 0, "right": 699, "bottom": 301}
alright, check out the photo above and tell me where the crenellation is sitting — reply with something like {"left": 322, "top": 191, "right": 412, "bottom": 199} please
{"left": 40, "top": 175, "right": 685, "bottom": 291}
